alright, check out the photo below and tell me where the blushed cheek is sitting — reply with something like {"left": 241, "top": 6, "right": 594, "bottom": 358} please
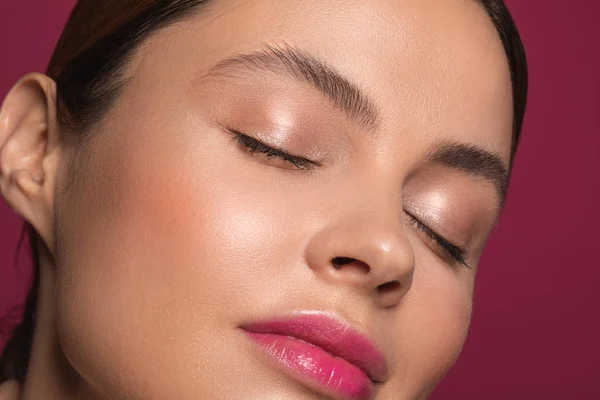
{"left": 52, "top": 132, "right": 227, "bottom": 397}
{"left": 53, "top": 124, "right": 299, "bottom": 398}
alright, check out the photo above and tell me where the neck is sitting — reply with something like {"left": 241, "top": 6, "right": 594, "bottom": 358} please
{"left": 21, "top": 245, "right": 106, "bottom": 400}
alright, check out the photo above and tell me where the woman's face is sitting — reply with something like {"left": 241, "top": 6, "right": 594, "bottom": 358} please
{"left": 51, "top": 0, "right": 512, "bottom": 399}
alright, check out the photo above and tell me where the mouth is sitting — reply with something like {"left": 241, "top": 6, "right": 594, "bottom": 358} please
{"left": 239, "top": 311, "right": 388, "bottom": 400}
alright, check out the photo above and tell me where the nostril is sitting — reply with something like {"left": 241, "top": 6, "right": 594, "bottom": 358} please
{"left": 331, "top": 257, "right": 370, "bottom": 274}
{"left": 332, "top": 257, "right": 355, "bottom": 269}
{"left": 377, "top": 280, "right": 401, "bottom": 296}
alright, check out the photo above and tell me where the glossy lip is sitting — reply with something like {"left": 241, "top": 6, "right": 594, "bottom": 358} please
{"left": 240, "top": 311, "right": 389, "bottom": 400}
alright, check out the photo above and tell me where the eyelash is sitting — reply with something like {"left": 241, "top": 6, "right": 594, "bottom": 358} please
{"left": 405, "top": 212, "right": 470, "bottom": 268}
{"left": 228, "top": 128, "right": 469, "bottom": 269}
{"left": 228, "top": 129, "right": 319, "bottom": 170}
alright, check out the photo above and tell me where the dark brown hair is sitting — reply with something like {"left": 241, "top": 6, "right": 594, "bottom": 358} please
{"left": 0, "top": 0, "right": 527, "bottom": 383}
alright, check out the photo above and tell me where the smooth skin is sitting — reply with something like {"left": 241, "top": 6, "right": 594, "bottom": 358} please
{"left": 0, "top": 0, "right": 512, "bottom": 399}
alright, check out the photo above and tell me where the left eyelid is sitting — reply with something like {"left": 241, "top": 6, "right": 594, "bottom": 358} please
{"left": 404, "top": 211, "right": 470, "bottom": 268}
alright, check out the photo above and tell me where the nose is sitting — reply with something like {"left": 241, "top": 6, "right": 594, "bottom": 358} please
{"left": 304, "top": 205, "right": 416, "bottom": 309}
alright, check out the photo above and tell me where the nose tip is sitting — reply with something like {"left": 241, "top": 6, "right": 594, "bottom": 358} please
{"left": 305, "top": 222, "right": 415, "bottom": 308}
{"left": 331, "top": 245, "right": 413, "bottom": 308}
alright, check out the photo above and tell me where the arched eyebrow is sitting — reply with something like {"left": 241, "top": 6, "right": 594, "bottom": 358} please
{"left": 424, "top": 141, "right": 510, "bottom": 211}
{"left": 201, "top": 42, "right": 380, "bottom": 132}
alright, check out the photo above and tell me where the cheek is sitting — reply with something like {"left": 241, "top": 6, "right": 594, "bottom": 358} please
{"left": 388, "top": 255, "right": 473, "bottom": 397}
{"left": 53, "top": 126, "right": 299, "bottom": 397}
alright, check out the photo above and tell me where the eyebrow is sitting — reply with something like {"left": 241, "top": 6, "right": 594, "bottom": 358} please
{"left": 204, "top": 44, "right": 509, "bottom": 210}
{"left": 424, "top": 141, "right": 510, "bottom": 210}
{"left": 203, "top": 42, "right": 380, "bottom": 131}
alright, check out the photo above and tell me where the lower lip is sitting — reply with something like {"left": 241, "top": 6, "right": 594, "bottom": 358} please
{"left": 244, "top": 331, "right": 373, "bottom": 400}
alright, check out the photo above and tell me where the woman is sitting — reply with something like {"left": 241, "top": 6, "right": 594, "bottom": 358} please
{"left": 0, "top": 0, "right": 527, "bottom": 399}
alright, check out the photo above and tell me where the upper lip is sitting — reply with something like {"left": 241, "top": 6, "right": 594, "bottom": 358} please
{"left": 240, "top": 311, "right": 389, "bottom": 383}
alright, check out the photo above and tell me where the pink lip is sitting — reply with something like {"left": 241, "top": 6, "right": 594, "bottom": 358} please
{"left": 240, "top": 312, "right": 388, "bottom": 400}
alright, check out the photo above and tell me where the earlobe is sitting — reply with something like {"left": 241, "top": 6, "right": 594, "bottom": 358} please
{"left": 0, "top": 73, "right": 61, "bottom": 254}
{"left": 0, "top": 380, "right": 20, "bottom": 400}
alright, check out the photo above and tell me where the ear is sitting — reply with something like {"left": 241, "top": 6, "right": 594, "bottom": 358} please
{"left": 0, "top": 73, "right": 62, "bottom": 255}
{"left": 0, "top": 380, "right": 20, "bottom": 400}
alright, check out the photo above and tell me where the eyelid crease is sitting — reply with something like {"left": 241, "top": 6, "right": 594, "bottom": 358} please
{"left": 421, "top": 140, "right": 509, "bottom": 215}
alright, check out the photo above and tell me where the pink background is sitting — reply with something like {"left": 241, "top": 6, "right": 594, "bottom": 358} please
{"left": 1, "top": 0, "right": 599, "bottom": 398}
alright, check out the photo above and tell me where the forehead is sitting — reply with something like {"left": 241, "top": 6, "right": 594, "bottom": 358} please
{"left": 130, "top": 0, "right": 513, "bottom": 162}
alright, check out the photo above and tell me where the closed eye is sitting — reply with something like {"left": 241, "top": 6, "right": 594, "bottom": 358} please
{"left": 404, "top": 211, "right": 470, "bottom": 269}
{"left": 227, "top": 128, "right": 470, "bottom": 268}
{"left": 226, "top": 128, "right": 319, "bottom": 170}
